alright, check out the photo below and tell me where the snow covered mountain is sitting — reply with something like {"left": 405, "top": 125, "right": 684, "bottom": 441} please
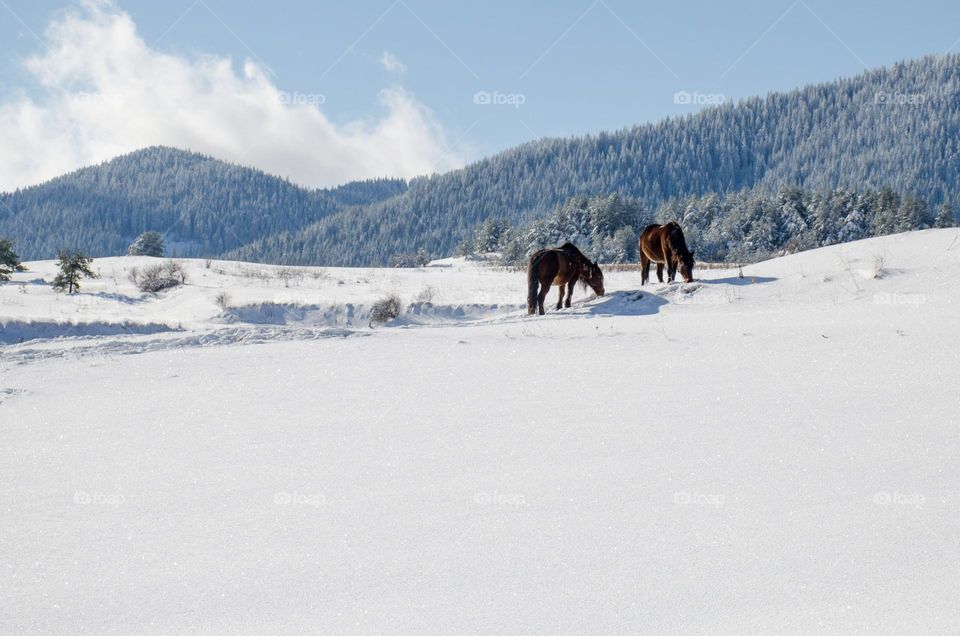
{"left": 4, "top": 54, "right": 960, "bottom": 265}
{"left": 0, "top": 146, "right": 406, "bottom": 261}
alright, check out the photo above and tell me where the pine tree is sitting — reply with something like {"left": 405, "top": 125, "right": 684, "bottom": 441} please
{"left": 871, "top": 187, "right": 900, "bottom": 235}
{"left": 934, "top": 202, "right": 955, "bottom": 228}
{"left": 896, "top": 196, "right": 931, "bottom": 231}
{"left": 836, "top": 193, "right": 870, "bottom": 243}
{"left": 128, "top": 231, "right": 165, "bottom": 256}
{"left": 473, "top": 219, "right": 509, "bottom": 253}
{"left": 0, "top": 238, "right": 26, "bottom": 282}
{"left": 774, "top": 187, "right": 812, "bottom": 252}
{"left": 52, "top": 250, "right": 98, "bottom": 294}
{"left": 453, "top": 235, "right": 475, "bottom": 257}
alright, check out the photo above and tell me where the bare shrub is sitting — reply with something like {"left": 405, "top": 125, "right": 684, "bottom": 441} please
{"left": 369, "top": 294, "right": 401, "bottom": 326}
{"left": 276, "top": 267, "right": 303, "bottom": 287}
{"left": 872, "top": 255, "right": 886, "bottom": 279}
{"left": 132, "top": 260, "right": 187, "bottom": 293}
{"left": 414, "top": 285, "right": 436, "bottom": 304}
{"left": 164, "top": 260, "right": 187, "bottom": 283}
{"left": 215, "top": 291, "right": 231, "bottom": 311}
{"left": 237, "top": 265, "right": 270, "bottom": 281}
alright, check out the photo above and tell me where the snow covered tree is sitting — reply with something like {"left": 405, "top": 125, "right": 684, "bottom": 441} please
{"left": 52, "top": 250, "right": 98, "bottom": 294}
{"left": 743, "top": 195, "right": 779, "bottom": 257}
{"left": 128, "top": 231, "right": 165, "bottom": 256}
{"left": 453, "top": 235, "right": 475, "bottom": 257}
{"left": 934, "top": 202, "right": 955, "bottom": 228}
{"left": 485, "top": 185, "right": 935, "bottom": 265}
{"left": 603, "top": 226, "right": 638, "bottom": 263}
{"left": 871, "top": 187, "right": 900, "bottom": 236}
{"left": 589, "top": 194, "right": 639, "bottom": 241}
{"left": 896, "top": 196, "right": 931, "bottom": 232}
{"left": 499, "top": 233, "right": 529, "bottom": 264}
{"left": 836, "top": 193, "right": 871, "bottom": 244}
{"left": 775, "top": 187, "right": 812, "bottom": 253}
{"left": 473, "top": 218, "right": 509, "bottom": 253}
{"left": 0, "top": 238, "right": 26, "bottom": 282}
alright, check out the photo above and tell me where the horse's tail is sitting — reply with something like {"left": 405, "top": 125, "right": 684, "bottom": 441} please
{"left": 527, "top": 251, "right": 545, "bottom": 314}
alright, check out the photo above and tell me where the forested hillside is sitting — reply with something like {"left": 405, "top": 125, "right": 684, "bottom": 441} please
{"left": 228, "top": 54, "right": 960, "bottom": 265}
{"left": 4, "top": 54, "right": 960, "bottom": 265}
{"left": 0, "top": 147, "right": 406, "bottom": 259}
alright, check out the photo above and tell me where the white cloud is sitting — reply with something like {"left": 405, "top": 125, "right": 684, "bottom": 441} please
{"left": 0, "top": 1, "right": 462, "bottom": 192}
{"left": 379, "top": 51, "right": 407, "bottom": 74}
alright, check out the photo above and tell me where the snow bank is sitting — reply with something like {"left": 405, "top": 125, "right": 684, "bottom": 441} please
{"left": 0, "top": 319, "right": 176, "bottom": 344}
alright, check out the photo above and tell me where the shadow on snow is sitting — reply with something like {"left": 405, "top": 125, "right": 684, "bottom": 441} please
{"left": 566, "top": 290, "right": 669, "bottom": 317}
{"left": 698, "top": 275, "right": 778, "bottom": 286}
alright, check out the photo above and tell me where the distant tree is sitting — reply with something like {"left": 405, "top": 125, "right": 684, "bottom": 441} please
{"left": 836, "top": 193, "right": 871, "bottom": 244}
{"left": 871, "top": 187, "right": 900, "bottom": 236}
{"left": 453, "top": 235, "right": 475, "bottom": 257}
{"left": 388, "top": 249, "right": 429, "bottom": 268}
{"left": 896, "top": 195, "right": 931, "bottom": 232}
{"left": 52, "top": 250, "right": 98, "bottom": 294}
{"left": 499, "top": 233, "right": 529, "bottom": 264}
{"left": 128, "top": 231, "right": 165, "bottom": 256}
{"left": 473, "top": 218, "right": 510, "bottom": 253}
{"left": 589, "top": 193, "right": 639, "bottom": 240}
{"left": 934, "top": 202, "right": 955, "bottom": 228}
{"left": 597, "top": 226, "right": 638, "bottom": 263}
{"left": 0, "top": 238, "right": 26, "bottom": 281}
{"left": 772, "top": 187, "right": 812, "bottom": 252}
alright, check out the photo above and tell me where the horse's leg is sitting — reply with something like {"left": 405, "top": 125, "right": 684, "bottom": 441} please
{"left": 565, "top": 279, "right": 575, "bottom": 307}
{"left": 656, "top": 262, "right": 664, "bottom": 283}
{"left": 667, "top": 260, "right": 676, "bottom": 283}
{"left": 537, "top": 280, "right": 550, "bottom": 315}
{"left": 555, "top": 282, "right": 564, "bottom": 311}
{"left": 640, "top": 254, "right": 650, "bottom": 285}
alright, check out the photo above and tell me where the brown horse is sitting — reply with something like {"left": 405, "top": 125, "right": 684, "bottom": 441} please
{"left": 527, "top": 242, "right": 605, "bottom": 315}
{"left": 639, "top": 222, "right": 696, "bottom": 284}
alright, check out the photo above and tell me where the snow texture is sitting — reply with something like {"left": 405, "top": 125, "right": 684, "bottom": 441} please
{"left": 1, "top": 230, "right": 959, "bottom": 633}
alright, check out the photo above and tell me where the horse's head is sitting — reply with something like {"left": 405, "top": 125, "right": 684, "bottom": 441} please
{"left": 678, "top": 250, "right": 695, "bottom": 283}
{"left": 582, "top": 261, "right": 605, "bottom": 297}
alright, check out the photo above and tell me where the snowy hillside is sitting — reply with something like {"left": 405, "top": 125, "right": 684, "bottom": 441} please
{"left": 2, "top": 229, "right": 959, "bottom": 633}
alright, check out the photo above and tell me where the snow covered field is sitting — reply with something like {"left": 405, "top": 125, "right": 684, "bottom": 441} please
{"left": 2, "top": 229, "right": 959, "bottom": 633}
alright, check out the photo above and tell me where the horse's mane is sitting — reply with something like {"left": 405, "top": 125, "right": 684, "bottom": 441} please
{"left": 558, "top": 242, "right": 590, "bottom": 263}
{"left": 665, "top": 223, "right": 691, "bottom": 258}
{"left": 642, "top": 223, "right": 661, "bottom": 235}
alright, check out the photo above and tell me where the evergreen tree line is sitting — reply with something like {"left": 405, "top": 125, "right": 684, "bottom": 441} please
{"left": 228, "top": 54, "right": 960, "bottom": 266}
{"left": 0, "top": 146, "right": 406, "bottom": 261}
{"left": 456, "top": 194, "right": 647, "bottom": 264}
{"left": 4, "top": 55, "right": 960, "bottom": 266}
{"left": 456, "top": 187, "right": 954, "bottom": 264}
{"left": 660, "top": 187, "right": 954, "bottom": 262}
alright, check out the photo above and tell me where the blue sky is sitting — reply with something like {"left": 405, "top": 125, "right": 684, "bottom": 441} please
{"left": 1, "top": 0, "right": 959, "bottom": 190}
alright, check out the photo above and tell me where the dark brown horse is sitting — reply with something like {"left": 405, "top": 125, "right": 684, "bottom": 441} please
{"left": 527, "top": 242, "right": 605, "bottom": 315}
{"left": 639, "top": 222, "right": 695, "bottom": 284}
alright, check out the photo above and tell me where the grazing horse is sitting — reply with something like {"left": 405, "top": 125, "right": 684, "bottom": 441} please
{"left": 639, "top": 222, "right": 696, "bottom": 284}
{"left": 527, "top": 242, "right": 605, "bottom": 315}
